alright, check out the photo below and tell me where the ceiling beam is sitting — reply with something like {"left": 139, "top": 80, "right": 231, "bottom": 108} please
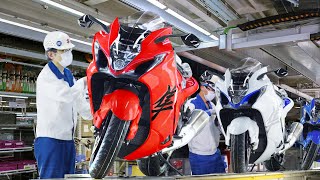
{"left": 173, "top": 0, "right": 222, "bottom": 28}
{"left": 121, "top": 0, "right": 213, "bottom": 41}
{"left": 247, "top": 0, "right": 266, "bottom": 18}
{"left": 297, "top": 41, "right": 320, "bottom": 64}
{"left": 83, "top": 0, "right": 109, "bottom": 6}
{"left": 0, "top": 17, "right": 91, "bottom": 53}
{"left": 177, "top": 51, "right": 226, "bottom": 73}
{"left": 0, "top": 46, "right": 89, "bottom": 68}
{"left": 278, "top": 84, "right": 313, "bottom": 100}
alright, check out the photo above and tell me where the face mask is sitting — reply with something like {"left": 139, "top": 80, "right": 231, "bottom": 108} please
{"left": 59, "top": 50, "right": 73, "bottom": 67}
{"left": 204, "top": 90, "right": 215, "bottom": 101}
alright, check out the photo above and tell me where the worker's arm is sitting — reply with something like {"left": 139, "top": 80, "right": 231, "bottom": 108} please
{"left": 38, "top": 75, "right": 85, "bottom": 103}
{"left": 76, "top": 88, "right": 93, "bottom": 120}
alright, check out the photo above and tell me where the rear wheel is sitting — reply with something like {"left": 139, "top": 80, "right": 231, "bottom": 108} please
{"left": 89, "top": 114, "right": 130, "bottom": 179}
{"left": 231, "top": 132, "right": 250, "bottom": 173}
{"left": 301, "top": 142, "right": 320, "bottom": 170}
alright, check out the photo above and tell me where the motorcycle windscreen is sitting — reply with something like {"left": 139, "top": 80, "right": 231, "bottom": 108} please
{"left": 228, "top": 58, "right": 262, "bottom": 104}
{"left": 110, "top": 11, "right": 166, "bottom": 71}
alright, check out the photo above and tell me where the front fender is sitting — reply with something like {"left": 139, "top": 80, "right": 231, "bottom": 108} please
{"left": 305, "top": 130, "right": 320, "bottom": 146}
{"left": 94, "top": 89, "right": 142, "bottom": 140}
{"left": 225, "top": 116, "right": 260, "bottom": 150}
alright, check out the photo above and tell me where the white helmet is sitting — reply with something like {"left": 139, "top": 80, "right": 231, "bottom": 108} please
{"left": 43, "top": 31, "right": 75, "bottom": 51}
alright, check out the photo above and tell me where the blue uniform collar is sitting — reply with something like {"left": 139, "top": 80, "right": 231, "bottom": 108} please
{"left": 48, "top": 61, "right": 74, "bottom": 87}
{"left": 195, "top": 94, "right": 212, "bottom": 110}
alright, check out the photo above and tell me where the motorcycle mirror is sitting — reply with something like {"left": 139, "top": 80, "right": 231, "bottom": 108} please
{"left": 78, "top": 15, "right": 94, "bottom": 28}
{"left": 78, "top": 14, "right": 109, "bottom": 33}
{"left": 274, "top": 68, "right": 288, "bottom": 77}
{"left": 181, "top": 33, "right": 200, "bottom": 48}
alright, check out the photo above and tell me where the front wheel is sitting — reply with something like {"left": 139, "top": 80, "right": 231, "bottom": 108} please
{"left": 230, "top": 132, "right": 250, "bottom": 173}
{"left": 89, "top": 114, "right": 130, "bottom": 179}
{"left": 301, "top": 141, "right": 320, "bottom": 170}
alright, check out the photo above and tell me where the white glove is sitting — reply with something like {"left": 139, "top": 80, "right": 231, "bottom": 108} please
{"left": 206, "top": 108, "right": 215, "bottom": 115}
{"left": 208, "top": 109, "right": 215, "bottom": 114}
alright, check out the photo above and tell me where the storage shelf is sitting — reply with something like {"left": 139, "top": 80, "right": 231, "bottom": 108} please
{"left": 0, "top": 124, "right": 33, "bottom": 130}
{"left": 76, "top": 161, "right": 89, "bottom": 166}
{"left": 0, "top": 91, "right": 36, "bottom": 98}
{"left": 0, "top": 168, "right": 37, "bottom": 176}
{"left": 0, "top": 147, "right": 33, "bottom": 154}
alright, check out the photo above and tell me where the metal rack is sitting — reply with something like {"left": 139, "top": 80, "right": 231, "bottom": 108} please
{"left": 0, "top": 91, "right": 36, "bottom": 98}
{"left": 0, "top": 91, "right": 37, "bottom": 178}
{"left": 0, "top": 147, "right": 33, "bottom": 154}
{"left": 0, "top": 169, "right": 37, "bottom": 176}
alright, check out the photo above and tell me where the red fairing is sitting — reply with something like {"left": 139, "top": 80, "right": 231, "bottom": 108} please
{"left": 87, "top": 13, "right": 199, "bottom": 161}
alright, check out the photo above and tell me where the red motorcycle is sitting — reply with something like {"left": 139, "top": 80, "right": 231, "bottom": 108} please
{"left": 78, "top": 11, "right": 209, "bottom": 178}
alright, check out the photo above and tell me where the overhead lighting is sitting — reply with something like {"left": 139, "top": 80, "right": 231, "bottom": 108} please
{"left": 165, "top": 9, "right": 211, "bottom": 36}
{"left": 0, "top": 18, "right": 91, "bottom": 46}
{"left": 30, "top": 102, "right": 37, "bottom": 105}
{"left": 38, "top": 0, "right": 110, "bottom": 25}
{"left": 0, "top": 95, "right": 28, "bottom": 99}
{"left": 71, "top": 38, "right": 92, "bottom": 46}
{"left": 39, "top": 0, "right": 84, "bottom": 16}
{"left": 209, "top": 34, "right": 219, "bottom": 40}
{"left": 0, "top": 18, "right": 49, "bottom": 34}
{"left": 147, "top": 0, "right": 167, "bottom": 9}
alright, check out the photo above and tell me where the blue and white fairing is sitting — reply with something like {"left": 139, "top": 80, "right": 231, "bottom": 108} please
{"left": 301, "top": 99, "right": 320, "bottom": 151}
{"left": 215, "top": 58, "right": 295, "bottom": 164}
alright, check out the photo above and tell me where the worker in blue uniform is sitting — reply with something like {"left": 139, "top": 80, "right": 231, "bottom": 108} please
{"left": 186, "top": 71, "right": 226, "bottom": 175}
{"left": 34, "top": 31, "right": 92, "bottom": 178}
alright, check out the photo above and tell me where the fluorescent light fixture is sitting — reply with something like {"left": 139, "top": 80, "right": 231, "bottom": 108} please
{"left": 1, "top": 101, "right": 7, "bottom": 103}
{"left": 209, "top": 34, "right": 219, "bottom": 40}
{"left": 0, "top": 95, "right": 28, "bottom": 99}
{"left": 38, "top": 0, "right": 110, "bottom": 25}
{"left": 71, "top": 38, "right": 92, "bottom": 46}
{"left": 30, "top": 102, "right": 37, "bottom": 105}
{"left": 39, "top": 0, "right": 84, "bottom": 16}
{"left": 0, "top": 18, "right": 49, "bottom": 34}
{"left": 0, "top": 18, "right": 92, "bottom": 46}
{"left": 166, "top": 9, "right": 211, "bottom": 36}
{"left": 147, "top": 0, "right": 167, "bottom": 9}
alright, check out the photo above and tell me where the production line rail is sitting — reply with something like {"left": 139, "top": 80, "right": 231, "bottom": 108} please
{"left": 36, "top": 170, "right": 320, "bottom": 180}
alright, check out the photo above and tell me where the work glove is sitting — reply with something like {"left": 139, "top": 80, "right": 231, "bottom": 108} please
{"left": 205, "top": 108, "right": 215, "bottom": 116}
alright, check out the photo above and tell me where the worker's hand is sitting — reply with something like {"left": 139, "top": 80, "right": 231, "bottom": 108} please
{"left": 208, "top": 108, "right": 215, "bottom": 115}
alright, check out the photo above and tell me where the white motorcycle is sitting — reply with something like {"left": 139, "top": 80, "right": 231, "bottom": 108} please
{"left": 214, "top": 58, "right": 303, "bottom": 172}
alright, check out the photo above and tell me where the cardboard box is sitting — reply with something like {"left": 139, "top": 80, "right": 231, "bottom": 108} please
{"left": 81, "top": 120, "right": 93, "bottom": 137}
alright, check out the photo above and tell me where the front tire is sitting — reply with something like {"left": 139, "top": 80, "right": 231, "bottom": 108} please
{"left": 301, "top": 142, "right": 320, "bottom": 170}
{"left": 231, "top": 132, "right": 250, "bottom": 173}
{"left": 89, "top": 114, "right": 130, "bottom": 179}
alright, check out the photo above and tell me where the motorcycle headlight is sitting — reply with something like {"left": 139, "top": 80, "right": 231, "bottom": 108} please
{"left": 228, "top": 86, "right": 247, "bottom": 105}
{"left": 110, "top": 42, "right": 140, "bottom": 71}
{"left": 259, "top": 85, "right": 267, "bottom": 97}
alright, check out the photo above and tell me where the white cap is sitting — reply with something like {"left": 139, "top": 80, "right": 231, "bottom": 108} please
{"left": 43, "top": 31, "right": 75, "bottom": 51}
